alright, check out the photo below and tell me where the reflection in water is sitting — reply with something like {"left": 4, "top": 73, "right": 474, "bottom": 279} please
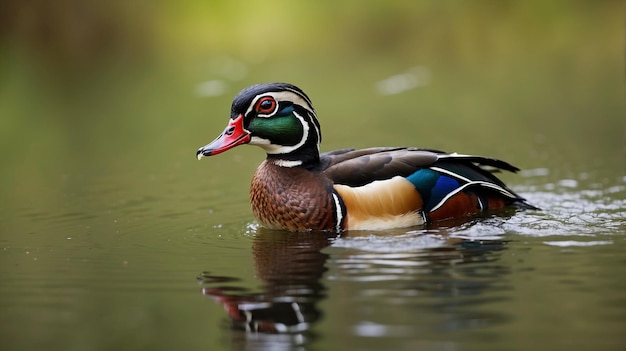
{"left": 198, "top": 227, "right": 510, "bottom": 350}
{"left": 198, "top": 229, "right": 335, "bottom": 349}
{"left": 331, "top": 230, "right": 512, "bottom": 340}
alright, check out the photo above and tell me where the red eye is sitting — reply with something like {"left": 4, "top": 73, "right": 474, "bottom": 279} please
{"left": 255, "top": 96, "right": 277, "bottom": 114}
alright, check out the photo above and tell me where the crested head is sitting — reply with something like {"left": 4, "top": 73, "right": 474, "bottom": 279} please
{"left": 233, "top": 83, "right": 321, "bottom": 160}
{"left": 197, "top": 82, "right": 323, "bottom": 168}
{"left": 231, "top": 83, "right": 316, "bottom": 118}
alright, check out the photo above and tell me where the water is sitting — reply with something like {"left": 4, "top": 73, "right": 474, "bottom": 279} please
{"left": 1, "top": 151, "right": 624, "bottom": 351}
{"left": 193, "top": 177, "right": 626, "bottom": 351}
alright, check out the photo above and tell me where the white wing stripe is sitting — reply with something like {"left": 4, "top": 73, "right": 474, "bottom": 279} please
{"left": 428, "top": 181, "right": 517, "bottom": 213}
{"left": 429, "top": 166, "right": 472, "bottom": 183}
{"left": 331, "top": 192, "right": 344, "bottom": 232}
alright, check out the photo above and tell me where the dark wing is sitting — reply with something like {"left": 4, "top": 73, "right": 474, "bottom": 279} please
{"left": 318, "top": 147, "right": 519, "bottom": 185}
{"left": 436, "top": 153, "right": 520, "bottom": 173}
{"left": 318, "top": 147, "right": 536, "bottom": 213}
{"left": 318, "top": 147, "right": 440, "bottom": 187}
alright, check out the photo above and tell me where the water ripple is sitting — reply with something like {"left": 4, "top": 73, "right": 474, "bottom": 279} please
{"left": 329, "top": 179, "right": 625, "bottom": 253}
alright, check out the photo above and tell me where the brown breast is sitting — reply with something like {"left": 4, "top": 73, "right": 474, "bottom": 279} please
{"left": 250, "top": 161, "right": 337, "bottom": 231}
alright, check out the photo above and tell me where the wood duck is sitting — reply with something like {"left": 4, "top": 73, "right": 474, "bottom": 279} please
{"left": 196, "top": 82, "right": 535, "bottom": 232}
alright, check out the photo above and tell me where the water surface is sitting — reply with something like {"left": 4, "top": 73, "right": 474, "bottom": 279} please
{"left": 1, "top": 153, "right": 624, "bottom": 351}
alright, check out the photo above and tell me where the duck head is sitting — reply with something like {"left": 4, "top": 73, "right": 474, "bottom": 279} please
{"left": 196, "top": 83, "right": 322, "bottom": 167}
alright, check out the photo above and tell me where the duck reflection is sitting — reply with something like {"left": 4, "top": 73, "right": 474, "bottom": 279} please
{"left": 199, "top": 225, "right": 509, "bottom": 349}
{"left": 198, "top": 229, "right": 336, "bottom": 336}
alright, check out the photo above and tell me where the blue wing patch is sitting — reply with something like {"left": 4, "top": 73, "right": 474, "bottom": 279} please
{"left": 406, "top": 169, "right": 461, "bottom": 212}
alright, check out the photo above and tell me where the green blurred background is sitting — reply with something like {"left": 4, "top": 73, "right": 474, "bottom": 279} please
{"left": 1, "top": 2, "right": 625, "bottom": 350}
{"left": 0, "top": 0, "right": 623, "bottom": 216}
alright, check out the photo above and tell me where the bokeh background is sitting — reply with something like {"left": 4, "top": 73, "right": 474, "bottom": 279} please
{"left": 0, "top": 2, "right": 625, "bottom": 351}
{"left": 1, "top": 1, "right": 622, "bottom": 189}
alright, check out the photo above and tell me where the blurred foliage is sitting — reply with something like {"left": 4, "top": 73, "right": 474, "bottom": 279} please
{"left": 0, "top": 0, "right": 623, "bottom": 213}
{"left": 0, "top": 4, "right": 623, "bottom": 350}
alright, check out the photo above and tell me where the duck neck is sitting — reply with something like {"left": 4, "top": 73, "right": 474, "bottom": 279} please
{"left": 266, "top": 147, "right": 320, "bottom": 169}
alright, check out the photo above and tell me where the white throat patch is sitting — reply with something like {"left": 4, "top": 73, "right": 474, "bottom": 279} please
{"left": 272, "top": 159, "right": 303, "bottom": 167}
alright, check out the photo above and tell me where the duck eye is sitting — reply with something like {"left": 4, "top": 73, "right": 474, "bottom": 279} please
{"left": 255, "top": 96, "right": 277, "bottom": 115}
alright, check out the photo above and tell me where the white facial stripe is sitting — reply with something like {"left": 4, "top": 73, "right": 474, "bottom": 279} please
{"left": 271, "top": 91, "right": 320, "bottom": 152}
{"left": 245, "top": 91, "right": 315, "bottom": 117}
{"left": 272, "top": 91, "right": 315, "bottom": 114}
{"left": 249, "top": 136, "right": 271, "bottom": 145}
{"left": 308, "top": 111, "right": 321, "bottom": 153}
{"left": 248, "top": 111, "right": 310, "bottom": 154}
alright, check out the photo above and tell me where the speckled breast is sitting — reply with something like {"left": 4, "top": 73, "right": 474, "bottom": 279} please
{"left": 249, "top": 161, "right": 337, "bottom": 231}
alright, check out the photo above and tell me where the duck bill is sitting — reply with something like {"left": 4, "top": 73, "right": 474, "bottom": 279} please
{"left": 196, "top": 114, "right": 251, "bottom": 160}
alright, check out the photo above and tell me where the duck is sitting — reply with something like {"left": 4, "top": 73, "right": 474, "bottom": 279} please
{"left": 196, "top": 82, "right": 535, "bottom": 232}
